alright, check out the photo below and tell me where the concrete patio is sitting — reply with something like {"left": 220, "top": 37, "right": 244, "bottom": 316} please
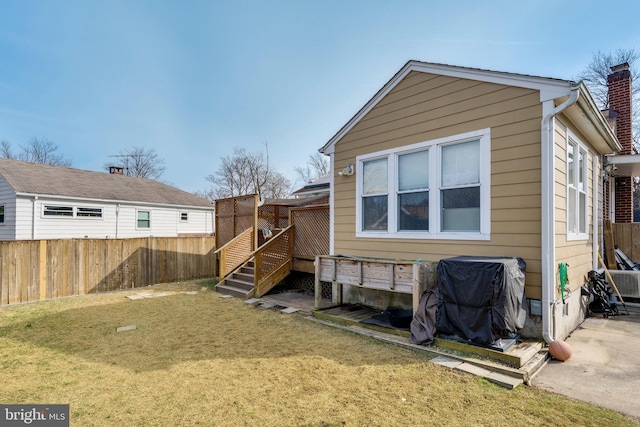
{"left": 532, "top": 304, "right": 640, "bottom": 418}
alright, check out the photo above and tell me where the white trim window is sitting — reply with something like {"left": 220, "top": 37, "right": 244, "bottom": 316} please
{"left": 77, "top": 207, "right": 103, "bottom": 218}
{"left": 137, "top": 210, "right": 151, "bottom": 229}
{"left": 43, "top": 205, "right": 73, "bottom": 217}
{"left": 567, "top": 133, "right": 589, "bottom": 239}
{"left": 42, "top": 205, "right": 103, "bottom": 219}
{"left": 356, "top": 128, "right": 491, "bottom": 240}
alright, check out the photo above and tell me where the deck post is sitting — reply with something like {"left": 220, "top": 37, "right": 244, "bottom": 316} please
{"left": 332, "top": 282, "right": 342, "bottom": 306}
{"left": 314, "top": 256, "right": 322, "bottom": 309}
{"left": 412, "top": 263, "right": 425, "bottom": 313}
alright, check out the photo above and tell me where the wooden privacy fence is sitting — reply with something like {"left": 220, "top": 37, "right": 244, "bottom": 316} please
{"left": 0, "top": 237, "right": 216, "bottom": 305}
{"left": 611, "top": 222, "right": 640, "bottom": 264}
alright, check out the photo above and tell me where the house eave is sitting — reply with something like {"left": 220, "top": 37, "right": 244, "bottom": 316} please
{"left": 561, "top": 82, "right": 622, "bottom": 154}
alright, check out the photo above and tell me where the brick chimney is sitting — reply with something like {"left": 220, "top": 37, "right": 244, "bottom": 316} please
{"left": 608, "top": 62, "right": 634, "bottom": 222}
{"left": 109, "top": 166, "right": 125, "bottom": 175}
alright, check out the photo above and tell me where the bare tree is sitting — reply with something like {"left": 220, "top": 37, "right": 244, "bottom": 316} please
{"left": 577, "top": 49, "right": 640, "bottom": 109}
{"left": 263, "top": 170, "right": 293, "bottom": 199}
{"left": 0, "top": 138, "right": 72, "bottom": 166}
{"left": 294, "top": 152, "right": 329, "bottom": 184}
{"left": 579, "top": 49, "right": 640, "bottom": 220}
{"left": 577, "top": 49, "right": 640, "bottom": 148}
{"left": 106, "top": 146, "right": 165, "bottom": 180}
{"left": 204, "top": 144, "right": 291, "bottom": 200}
{"left": 1, "top": 140, "right": 14, "bottom": 159}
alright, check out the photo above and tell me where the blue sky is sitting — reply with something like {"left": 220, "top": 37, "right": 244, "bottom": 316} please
{"left": 1, "top": 0, "right": 640, "bottom": 194}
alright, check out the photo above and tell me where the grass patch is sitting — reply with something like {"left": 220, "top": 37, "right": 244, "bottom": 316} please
{"left": 0, "top": 282, "right": 637, "bottom": 426}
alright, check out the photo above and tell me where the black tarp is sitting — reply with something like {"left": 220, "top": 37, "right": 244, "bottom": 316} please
{"left": 436, "top": 256, "right": 526, "bottom": 345}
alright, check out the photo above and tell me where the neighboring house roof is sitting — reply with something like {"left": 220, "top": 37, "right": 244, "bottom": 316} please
{"left": 291, "top": 174, "right": 330, "bottom": 197}
{"left": 320, "top": 60, "right": 620, "bottom": 155}
{"left": 0, "top": 158, "right": 213, "bottom": 208}
{"left": 262, "top": 194, "right": 328, "bottom": 207}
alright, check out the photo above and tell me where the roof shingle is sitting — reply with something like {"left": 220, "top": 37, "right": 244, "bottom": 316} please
{"left": 0, "top": 158, "right": 213, "bottom": 208}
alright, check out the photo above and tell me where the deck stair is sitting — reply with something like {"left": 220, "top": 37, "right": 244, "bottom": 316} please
{"left": 216, "top": 260, "right": 256, "bottom": 298}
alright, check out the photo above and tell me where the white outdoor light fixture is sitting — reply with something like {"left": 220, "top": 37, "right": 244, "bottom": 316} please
{"left": 338, "top": 163, "right": 354, "bottom": 176}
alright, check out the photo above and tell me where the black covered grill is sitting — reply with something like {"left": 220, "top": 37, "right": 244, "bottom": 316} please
{"left": 435, "top": 256, "right": 527, "bottom": 345}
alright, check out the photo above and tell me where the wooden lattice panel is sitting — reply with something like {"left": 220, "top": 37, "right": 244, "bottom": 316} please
{"left": 258, "top": 204, "right": 291, "bottom": 230}
{"left": 258, "top": 205, "right": 276, "bottom": 230}
{"left": 215, "top": 197, "right": 235, "bottom": 216}
{"left": 216, "top": 217, "right": 235, "bottom": 248}
{"left": 235, "top": 195, "right": 257, "bottom": 216}
{"left": 215, "top": 194, "right": 257, "bottom": 248}
{"left": 254, "top": 227, "right": 292, "bottom": 279}
{"left": 223, "top": 231, "right": 253, "bottom": 275}
{"left": 291, "top": 205, "right": 329, "bottom": 258}
{"left": 258, "top": 229, "right": 291, "bottom": 277}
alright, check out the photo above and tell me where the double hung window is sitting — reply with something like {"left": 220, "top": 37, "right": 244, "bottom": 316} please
{"left": 567, "top": 135, "right": 588, "bottom": 239}
{"left": 356, "top": 129, "right": 490, "bottom": 240}
{"left": 137, "top": 210, "right": 151, "bottom": 229}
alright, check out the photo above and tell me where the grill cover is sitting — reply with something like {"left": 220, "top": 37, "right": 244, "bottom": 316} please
{"left": 436, "top": 256, "right": 526, "bottom": 344}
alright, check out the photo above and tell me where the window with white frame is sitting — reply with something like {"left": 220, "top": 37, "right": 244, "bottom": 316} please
{"left": 43, "top": 205, "right": 73, "bottom": 217}
{"left": 356, "top": 128, "right": 491, "bottom": 240}
{"left": 77, "top": 207, "right": 103, "bottom": 218}
{"left": 42, "top": 205, "right": 103, "bottom": 218}
{"left": 567, "top": 135, "right": 588, "bottom": 238}
{"left": 137, "top": 210, "right": 151, "bottom": 229}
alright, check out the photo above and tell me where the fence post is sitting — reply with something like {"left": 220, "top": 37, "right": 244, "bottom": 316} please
{"left": 39, "top": 240, "right": 47, "bottom": 301}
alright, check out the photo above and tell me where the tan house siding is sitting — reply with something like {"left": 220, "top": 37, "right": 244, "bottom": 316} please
{"left": 332, "top": 72, "right": 544, "bottom": 299}
{"left": 553, "top": 117, "right": 598, "bottom": 298}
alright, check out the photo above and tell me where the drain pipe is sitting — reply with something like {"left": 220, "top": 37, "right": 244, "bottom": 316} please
{"left": 541, "top": 85, "right": 580, "bottom": 344}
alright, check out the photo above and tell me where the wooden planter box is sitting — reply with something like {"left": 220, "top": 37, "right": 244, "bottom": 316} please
{"left": 314, "top": 255, "right": 435, "bottom": 313}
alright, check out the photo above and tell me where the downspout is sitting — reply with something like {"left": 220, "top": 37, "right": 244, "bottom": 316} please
{"left": 541, "top": 85, "right": 580, "bottom": 344}
{"left": 31, "top": 196, "right": 38, "bottom": 239}
{"left": 593, "top": 156, "right": 600, "bottom": 271}
{"left": 115, "top": 203, "right": 120, "bottom": 238}
{"left": 328, "top": 152, "right": 336, "bottom": 255}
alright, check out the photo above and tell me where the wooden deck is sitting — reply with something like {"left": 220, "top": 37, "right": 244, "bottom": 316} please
{"left": 260, "top": 291, "right": 322, "bottom": 315}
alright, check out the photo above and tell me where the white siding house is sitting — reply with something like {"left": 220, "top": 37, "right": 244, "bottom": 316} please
{"left": 0, "top": 158, "right": 214, "bottom": 240}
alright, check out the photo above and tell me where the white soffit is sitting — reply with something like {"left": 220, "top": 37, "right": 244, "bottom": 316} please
{"left": 606, "top": 154, "right": 640, "bottom": 177}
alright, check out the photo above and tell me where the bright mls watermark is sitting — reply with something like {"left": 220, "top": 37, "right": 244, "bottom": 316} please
{"left": 1, "top": 405, "right": 69, "bottom": 426}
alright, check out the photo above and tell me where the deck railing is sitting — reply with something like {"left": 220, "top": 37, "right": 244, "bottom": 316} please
{"left": 214, "top": 227, "right": 254, "bottom": 278}
{"left": 254, "top": 225, "right": 294, "bottom": 297}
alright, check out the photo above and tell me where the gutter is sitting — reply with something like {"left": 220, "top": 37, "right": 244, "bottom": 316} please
{"left": 540, "top": 85, "right": 580, "bottom": 344}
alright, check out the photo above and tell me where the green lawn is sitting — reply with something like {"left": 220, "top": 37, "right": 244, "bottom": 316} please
{"left": 0, "top": 280, "right": 637, "bottom": 427}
